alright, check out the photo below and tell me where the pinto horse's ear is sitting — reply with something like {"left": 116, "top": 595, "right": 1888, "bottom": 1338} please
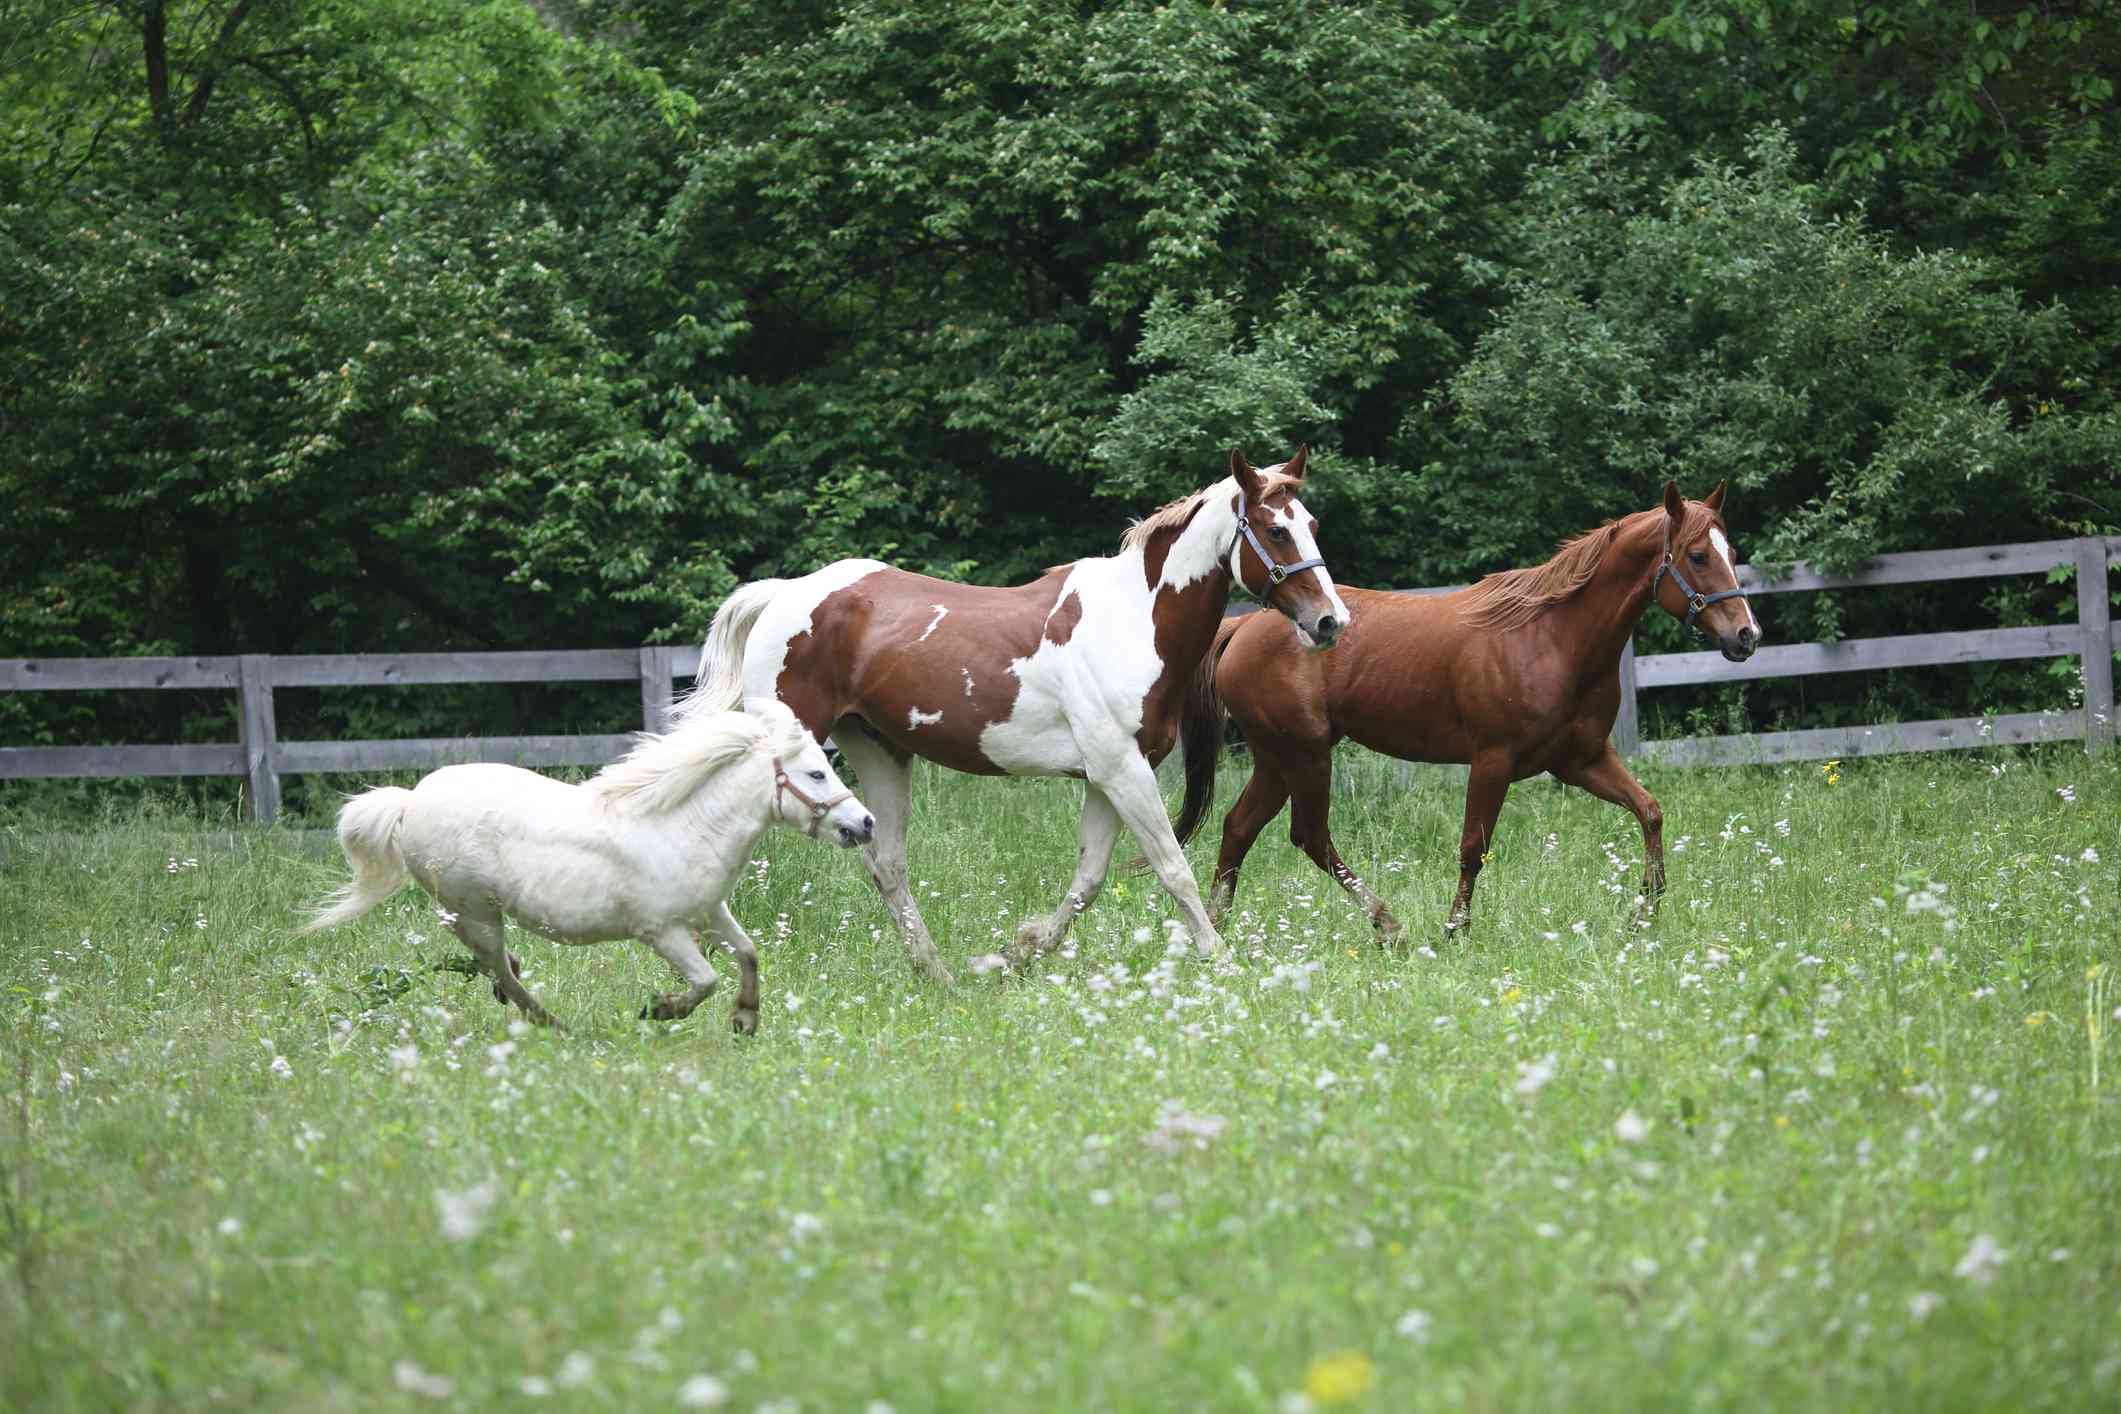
{"left": 1281, "top": 443, "right": 1309, "bottom": 486}
{"left": 1231, "top": 449, "right": 1267, "bottom": 503}
{"left": 1702, "top": 479, "right": 1727, "bottom": 513}
{"left": 1662, "top": 479, "right": 1684, "bottom": 521}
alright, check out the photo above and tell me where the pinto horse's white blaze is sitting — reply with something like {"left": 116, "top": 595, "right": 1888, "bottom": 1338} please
{"left": 1708, "top": 527, "right": 1760, "bottom": 636}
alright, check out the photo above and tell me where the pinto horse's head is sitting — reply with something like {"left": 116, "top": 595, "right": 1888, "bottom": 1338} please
{"left": 1654, "top": 480, "right": 1760, "bottom": 662}
{"left": 1229, "top": 445, "right": 1349, "bottom": 651}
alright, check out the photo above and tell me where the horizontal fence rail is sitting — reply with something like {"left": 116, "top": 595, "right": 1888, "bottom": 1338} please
{"left": 3, "top": 538, "right": 2115, "bottom": 820}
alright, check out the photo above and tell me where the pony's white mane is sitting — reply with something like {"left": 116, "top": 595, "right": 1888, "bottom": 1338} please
{"left": 588, "top": 701, "right": 808, "bottom": 818}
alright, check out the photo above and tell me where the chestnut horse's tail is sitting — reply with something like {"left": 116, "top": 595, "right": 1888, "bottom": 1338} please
{"left": 672, "top": 577, "right": 787, "bottom": 724}
{"left": 299, "top": 787, "right": 415, "bottom": 934}
{"left": 1171, "top": 615, "right": 1245, "bottom": 848}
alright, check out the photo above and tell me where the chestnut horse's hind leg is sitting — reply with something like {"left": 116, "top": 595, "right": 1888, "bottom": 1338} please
{"left": 1282, "top": 745, "right": 1404, "bottom": 942}
{"left": 1208, "top": 759, "right": 1291, "bottom": 925}
{"left": 833, "top": 724, "right": 955, "bottom": 987}
{"left": 639, "top": 925, "right": 720, "bottom": 1022}
{"left": 1010, "top": 784, "right": 1122, "bottom": 966}
{"left": 1553, "top": 745, "right": 1666, "bottom": 919}
{"left": 1445, "top": 755, "right": 1513, "bottom": 938}
{"left": 451, "top": 909, "right": 560, "bottom": 1028}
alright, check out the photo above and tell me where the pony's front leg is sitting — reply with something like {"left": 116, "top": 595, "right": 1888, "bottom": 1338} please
{"left": 452, "top": 911, "right": 561, "bottom": 1028}
{"left": 1098, "top": 755, "right": 1223, "bottom": 960}
{"left": 640, "top": 926, "right": 720, "bottom": 1022}
{"left": 1009, "top": 784, "right": 1122, "bottom": 967}
{"left": 708, "top": 902, "right": 762, "bottom": 1036}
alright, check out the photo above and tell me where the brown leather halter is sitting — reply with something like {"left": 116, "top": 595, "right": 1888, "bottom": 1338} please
{"left": 774, "top": 759, "right": 853, "bottom": 836}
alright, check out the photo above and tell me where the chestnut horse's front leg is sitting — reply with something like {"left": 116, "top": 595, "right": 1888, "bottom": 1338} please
{"left": 1445, "top": 753, "right": 1513, "bottom": 937}
{"left": 1553, "top": 744, "right": 1666, "bottom": 919}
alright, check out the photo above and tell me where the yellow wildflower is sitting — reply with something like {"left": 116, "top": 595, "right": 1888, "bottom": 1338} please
{"left": 1305, "top": 1351, "right": 1377, "bottom": 1406}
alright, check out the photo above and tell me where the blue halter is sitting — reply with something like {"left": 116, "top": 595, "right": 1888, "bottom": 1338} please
{"left": 1232, "top": 513, "right": 1325, "bottom": 610}
{"left": 1650, "top": 520, "right": 1749, "bottom": 639}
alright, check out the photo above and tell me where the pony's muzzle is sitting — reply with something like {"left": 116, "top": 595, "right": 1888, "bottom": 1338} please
{"left": 836, "top": 812, "right": 875, "bottom": 848}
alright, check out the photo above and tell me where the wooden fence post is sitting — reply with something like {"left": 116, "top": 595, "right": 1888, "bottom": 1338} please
{"left": 237, "top": 654, "right": 281, "bottom": 824}
{"left": 1613, "top": 638, "right": 1642, "bottom": 757}
{"left": 639, "top": 646, "right": 677, "bottom": 735}
{"left": 2078, "top": 538, "right": 2115, "bottom": 752}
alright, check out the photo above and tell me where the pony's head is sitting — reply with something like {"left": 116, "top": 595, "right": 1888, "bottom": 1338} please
{"left": 747, "top": 700, "right": 874, "bottom": 848}
{"left": 1227, "top": 445, "right": 1348, "bottom": 650}
{"left": 1653, "top": 480, "right": 1760, "bottom": 662}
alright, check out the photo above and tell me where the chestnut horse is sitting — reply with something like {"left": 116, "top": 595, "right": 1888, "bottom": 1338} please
{"left": 1172, "top": 481, "right": 1758, "bottom": 938}
{"left": 676, "top": 448, "right": 1348, "bottom": 984}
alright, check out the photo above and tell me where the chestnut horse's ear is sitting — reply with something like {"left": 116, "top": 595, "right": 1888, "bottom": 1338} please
{"left": 1231, "top": 449, "right": 1267, "bottom": 503}
{"left": 1703, "top": 479, "right": 1727, "bottom": 513}
{"left": 1282, "top": 443, "right": 1309, "bottom": 486}
{"left": 1662, "top": 479, "right": 1684, "bottom": 520}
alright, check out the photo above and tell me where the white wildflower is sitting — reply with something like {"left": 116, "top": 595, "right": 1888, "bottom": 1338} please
{"left": 1395, "top": 1309, "right": 1433, "bottom": 1342}
{"left": 1513, "top": 1054, "right": 1558, "bottom": 1098}
{"left": 392, "top": 1361, "right": 454, "bottom": 1400}
{"left": 435, "top": 1181, "right": 499, "bottom": 1242}
{"left": 1614, "top": 1110, "right": 1650, "bottom": 1143}
{"left": 1953, "top": 1233, "right": 2006, "bottom": 1286}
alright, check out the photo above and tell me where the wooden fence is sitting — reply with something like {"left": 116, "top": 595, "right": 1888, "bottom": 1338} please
{"left": 2, "top": 537, "right": 2114, "bottom": 822}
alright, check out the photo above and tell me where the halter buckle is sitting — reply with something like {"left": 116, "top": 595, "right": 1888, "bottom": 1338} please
{"left": 1267, "top": 562, "right": 1288, "bottom": 585}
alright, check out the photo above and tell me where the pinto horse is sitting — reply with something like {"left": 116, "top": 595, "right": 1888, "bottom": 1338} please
{"left": 1172, "top": 480, "right": 1759, "bottom": 938}
{"left": 676, "top": 448, "right": 1349, "bottom": 984}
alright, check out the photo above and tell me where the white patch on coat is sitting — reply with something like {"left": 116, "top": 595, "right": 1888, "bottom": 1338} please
{"left": 962, "top": 668, "right": 975, "bottom": 697}
{"left": 1708, "top": 527, "right": 1760, "bottom": 633}
{"left": 907, "top": 707, "right": 944, "bottom": 729}
{"left": 917, "top": 604, "right": 948, "bottom": 642}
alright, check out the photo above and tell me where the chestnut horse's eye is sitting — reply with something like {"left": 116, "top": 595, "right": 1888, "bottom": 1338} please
{"left": 1688, "top": 551, "right": 1708, "bottom": 565}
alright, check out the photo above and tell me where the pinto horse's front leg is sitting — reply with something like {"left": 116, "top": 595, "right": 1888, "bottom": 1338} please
{"left": 1010, "top": 784, "right": 1123, "bottom": 967}
{"left": 1098, "top": 754, "right": 1223, "bottom": 960}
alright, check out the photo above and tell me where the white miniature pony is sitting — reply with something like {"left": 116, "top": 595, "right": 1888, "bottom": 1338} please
{"left": 299, "top": 700, "right": 872, "bottom": 1034}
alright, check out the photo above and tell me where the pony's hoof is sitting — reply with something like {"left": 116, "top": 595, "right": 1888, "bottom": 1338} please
{"left": 643, "top": 997, "right": 690, "bottom": 1022}
{"left": 731, "top": 1007, "right": 758, "bottom": 1037}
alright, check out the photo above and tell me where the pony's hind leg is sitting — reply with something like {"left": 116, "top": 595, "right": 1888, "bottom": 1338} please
{"left": 834, "top": 723, "right": 954, "bottom": 987}
{"left": 1281, "top": 744, "right": 1403, "bottom": 942}
{"left": 708, "top": 902, "right": 762, "bottom": 1036}
{"left": 451, "top": 910, "right": 560, "bottom": 1028}
{"left": 639, "top": 926, "right": 720, "bottom": 1022}
{"left": 1210, "top": 760, "right": 1291, "bottom": 926}
{"left": 1010, "top": 784, "right": 1122, "bottom": 966}
{"left": 1554, "top": 745, "right": 1666, "bottom": 919}
{"left": 1445, "top": 754, "right": 1514, "bottom": 938}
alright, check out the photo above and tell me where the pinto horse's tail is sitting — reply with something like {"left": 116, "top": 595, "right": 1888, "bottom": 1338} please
{"left": 298, "top": 787, "right": 416, "bottom": 934}
{"left": 1171, "top": 615, "right": 1245, "bottom": 848}
{"left": 671, "top": 577, "right": 787, "bottom": 725}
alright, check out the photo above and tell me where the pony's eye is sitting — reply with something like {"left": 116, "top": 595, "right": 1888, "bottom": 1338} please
{"left": 809, "top": 769, "right": 827, "bottom": 783}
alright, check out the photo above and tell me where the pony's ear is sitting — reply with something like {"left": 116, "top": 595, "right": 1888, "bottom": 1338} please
{"left": 1702, "top": 479, "right": 1727, "bottom": 513}
{"left": 1282, "top": 443, "right": 1309, "bottom": 487}
{"left": 1662, "top": 480, "right": 1684, "bottom": 521}
{"left": 1231, "top": 449, "right": 1267, "bottom": 503}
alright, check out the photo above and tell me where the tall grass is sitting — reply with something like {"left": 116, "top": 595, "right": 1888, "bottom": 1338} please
{"left": 2, "top": 746, "right": 2116, "bottom": 1411}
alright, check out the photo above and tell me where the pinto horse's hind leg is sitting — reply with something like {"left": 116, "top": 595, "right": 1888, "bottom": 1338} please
{"left": 1282, "top": 745, "right": 1404, "bottom": 942}
{"left": 639, "top": 926, "right": 720, "bottom": 1022}
{"left": 833, "top": 723, "right": 954, "bottom": 987}
{"left": 708, "top": 902, "right": 762, "bottom": 1036}
{"left": 451, "top": 910, "right": 560, "bottom": 1028}
{"left": 1010, "top": 783, "right": 1122, "bottom": 966}
{"left": 1444, "top": 755, "right": 1514, "bottom": 939}
{"left": 1554, "top": 745, "right": 1666, "bottom": 919}
{"left": 1098, "top": 754, "right": 1223, "bottom": 959}
{"left": 1209, "top": 759, "right": 1290, "bottom": 926}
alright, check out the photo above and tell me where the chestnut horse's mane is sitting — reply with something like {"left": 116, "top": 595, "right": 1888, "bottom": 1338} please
{"left": 1458, "top": 512, "right": 1648, "bottom": 631}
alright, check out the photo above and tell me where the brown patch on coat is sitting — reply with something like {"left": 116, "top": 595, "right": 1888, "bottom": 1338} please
{"left": 1134, "top": 571, "right": 1238, "bottom": 763}
{"left": 1044, "top": 590, "right": 1084, "bottom": 646}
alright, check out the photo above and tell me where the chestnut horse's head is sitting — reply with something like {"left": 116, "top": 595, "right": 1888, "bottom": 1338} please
{"left": 1653, "top": 480, "right": 1760, "bottom": 662}
{"left": 1229, "top": 445, "right": 1349, "bottom": 650}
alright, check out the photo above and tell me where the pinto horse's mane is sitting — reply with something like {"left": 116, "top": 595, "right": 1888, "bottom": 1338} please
{"left": 1118, "top": 469, "right": 1302, "bottom": 554}
{"left": 1458, "top": 511, "right": 1649, "bottom": 631}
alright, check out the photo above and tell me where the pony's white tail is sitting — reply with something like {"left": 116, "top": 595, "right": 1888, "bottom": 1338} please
{"left": 298, "top": 787, "right": 416, "bottom": 934}
{"left": 671, "top": 578, "right": 786, "bottom": 724}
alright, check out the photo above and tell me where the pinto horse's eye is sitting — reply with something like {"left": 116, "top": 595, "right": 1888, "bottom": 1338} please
{"left": 1269, "top": 525, "right": 1292, "bottom": 543}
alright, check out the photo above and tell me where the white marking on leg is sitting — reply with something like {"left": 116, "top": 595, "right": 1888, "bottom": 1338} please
{"left": 908, "top": 707, "right": 944, "bottom": 729}
{"left": 917, "top": 604, "right": 948, "bottom": 642}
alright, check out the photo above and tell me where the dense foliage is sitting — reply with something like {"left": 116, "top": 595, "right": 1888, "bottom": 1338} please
{"left": 3, "top": 1, "right": 2117, "bottom": 757}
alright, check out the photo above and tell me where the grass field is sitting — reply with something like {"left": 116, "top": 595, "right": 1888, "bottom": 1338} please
{"left": 3, "top": 744, "right": 2117, "bottom": 1411}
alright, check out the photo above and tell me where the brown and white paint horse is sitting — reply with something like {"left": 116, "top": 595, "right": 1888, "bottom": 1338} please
{"left": 676, "top": 448, "right": 1348, "bottom": 983}
{"left": 1172, "top": 480, "right": 1759, "bottom": 939}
